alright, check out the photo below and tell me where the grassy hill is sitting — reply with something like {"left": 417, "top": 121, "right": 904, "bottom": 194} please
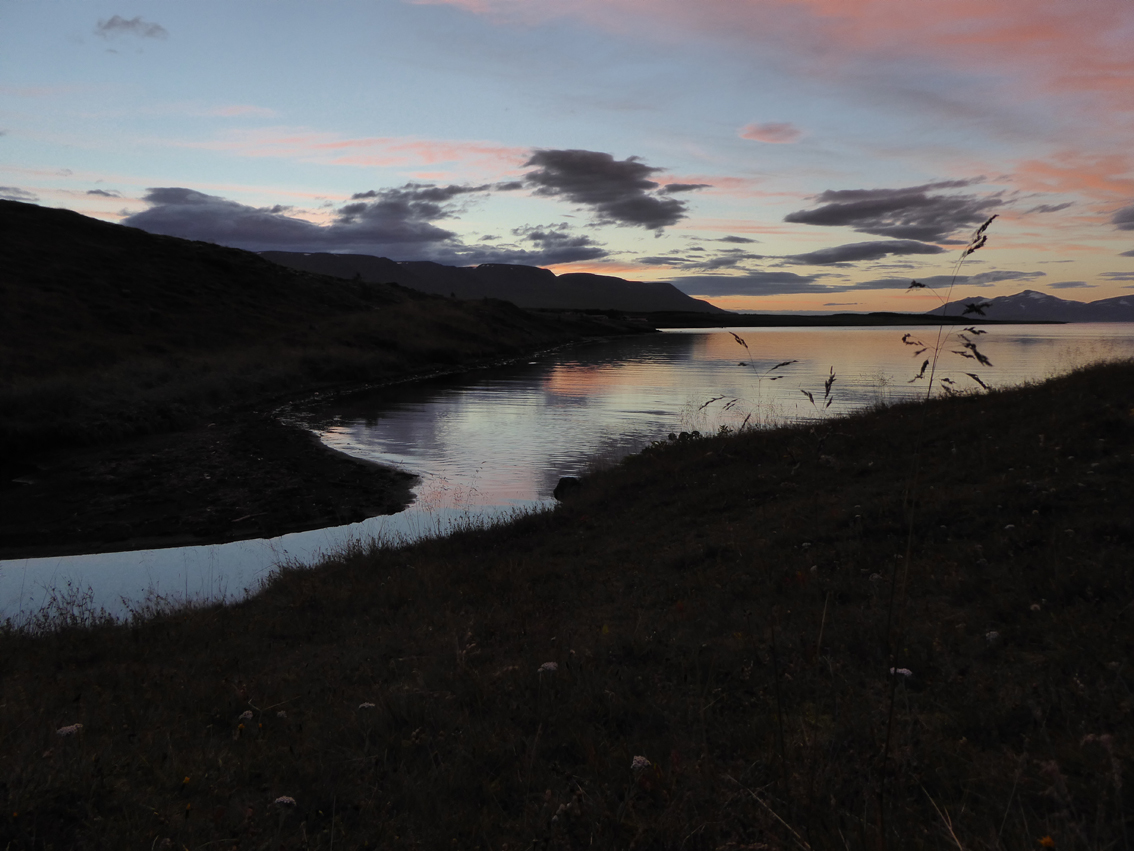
{"left": 0, "top": 200, "right": 643, "bottom": 457}
{"left": 2, "top": 358, "right": 1131, "bottom": 849}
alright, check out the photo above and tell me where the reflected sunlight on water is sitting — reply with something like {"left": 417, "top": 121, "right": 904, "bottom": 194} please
{"left": 3, "top": 323, "right": 1132, "bottom": 621}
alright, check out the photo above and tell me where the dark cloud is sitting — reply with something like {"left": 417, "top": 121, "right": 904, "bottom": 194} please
{"left": 823, "top": 302, "right": 860, "bottom": 307}
{"left": 122, "top": 185, "right": 608, "bottom": 267}
{"left": 340, "top": 184, "right": 479, "bottom": 228}
{"left": 504, "top": 224, "right": 608, "bottom": 265}
{"left": 86, "top": 188, "right": 121, "bottom": 197}
{"left": 856, "top": 269, "right": 1046, "bottom": 290}
{"left": 350, "top": 182, "right": 497, "bottom": 204}
{"left": 669, "top": 264, "right": 1048, "bottom": 299}
{"left": 672, "top": 271, "right": 826, "bottom": 297}
{"left": 636, "top": 246, "right": 764, "bottom": 272}
{"left": 1025, "top": 202, "right": 1074, "bottom": 215}
{"left": 0, "top": 186, "right": 38, "bottom": 202}
{"left": 524, "top": 149, "right": 691, "bottom": 230}
{"left": 1049, "top": 281, "right": 1093, "bottom": 289}
{"left": 690, "top": 252, "right": 763, "bottom": 271}
{"left": 639, "top": 239, "right": 944, "bottom": 274}
{"left": 1112, "top": 204, "right": 1134, "bottom": 231}
{"left": 717, "top": 236, "right": 757, "bottom": 244}
{"left": 1101, "top": 271, "right": 1134, "bottom": 281}
{"left": 785, "top": 239, "right": 945, "bottom": 266}
{"left": 95, "top": 15, "right": 168, "bottom": 39}
{"left": 124, "top": 186, "right": 456, "bottom": 254}
{"left": 1121, "top": 249, "right": 1134, "bottom": 257}
{"left": 661, "top": 183, "right": 710, "bottom": 194}
{"left": 784, "top": 179, "right": 1002, "bottom": 242}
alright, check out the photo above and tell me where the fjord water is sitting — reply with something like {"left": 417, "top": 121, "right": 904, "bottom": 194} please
{"left": 3, "top": 324, "right": 1132, "bottom": 622}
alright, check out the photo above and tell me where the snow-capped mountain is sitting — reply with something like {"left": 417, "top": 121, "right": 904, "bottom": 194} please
{"left": 928, "top": 290, "right": 1134, "bottom": 322}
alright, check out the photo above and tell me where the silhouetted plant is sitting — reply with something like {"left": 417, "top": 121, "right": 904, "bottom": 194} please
{"left": 904, "top": 214, "right": 998, "bottom": 397}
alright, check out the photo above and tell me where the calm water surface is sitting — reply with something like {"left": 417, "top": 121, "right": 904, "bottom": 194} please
{"left": 3, "top": 324, "right": 1132, "bottom": 621}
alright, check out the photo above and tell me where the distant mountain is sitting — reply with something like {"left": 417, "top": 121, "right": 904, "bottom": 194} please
{"left": 929, "top": 289, "right": 1134, "bottom": 322}
{"left": 261, "top": 252, "right": 725, "bottom": 313}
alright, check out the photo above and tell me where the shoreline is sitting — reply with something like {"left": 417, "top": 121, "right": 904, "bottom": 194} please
{"left": 0, "top": 334, "right": 625, "bottom": 562}
{"left": 0, "top": 413, "right": 418, "bottom": 561}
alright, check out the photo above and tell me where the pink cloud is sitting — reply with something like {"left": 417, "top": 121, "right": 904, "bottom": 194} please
{"left": 739, "top": 122, "right": 803, "bottom": 144}
{"left": 420, "top": 0, "right": 1134, "bottom": 115}
{"left": 182, "top": 128, "right": 528, "bottom": 175}
{"left": 1013, "top": 150, "right": 1134, "bottom": 202}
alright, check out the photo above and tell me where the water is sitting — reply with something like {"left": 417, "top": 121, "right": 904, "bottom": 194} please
{"left": 3, "top": 323, "right": 1132, "bottom": 623}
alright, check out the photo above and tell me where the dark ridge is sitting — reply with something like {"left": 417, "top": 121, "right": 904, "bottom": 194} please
{"left": 260, "top": 250, "right": 726, "bottom": 313}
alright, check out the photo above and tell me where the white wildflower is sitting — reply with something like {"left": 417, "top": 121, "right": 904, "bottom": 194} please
{"left": 631, "top": 755, "right": 651, "bottom": 773}
{"left": 239, "top": 710, "right": 254, "bottom": 721}
{"left": 56, "top": 724, "right": 83, "bottom": 737}
{"left": 274, "top": 796, "right": 296, "bottom": 807}
{"left": 889, "top": 668, "right": 913, "bottom": 678}
{"left": 986, "top": 631, "right": 1000, "bottom": 642}
{"left": 1030, "top": 603, "right": 1042, "bottom": 612}
{"left": 358, "top": 702, "right": 376, "bottom": 710}
{"left": 276, "top": 710, "right": 287, "bottom": 718}
{"left": 538, "top": 662, "right": 558, "bottom": 674}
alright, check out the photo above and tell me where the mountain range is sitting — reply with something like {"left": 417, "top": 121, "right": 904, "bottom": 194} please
{"left": 930, "top": 289, "right": 1134, "bottom": 322}
{"left": 260, "top": 251, "right": 725, "bottom": 314}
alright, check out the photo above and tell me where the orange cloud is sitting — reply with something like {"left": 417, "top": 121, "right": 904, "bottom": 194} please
{"left": 544, "top": 260, "right": 659, "bottom": 278}
{"left": 1013, "top": 151, "right": 1134, "bottom": 202}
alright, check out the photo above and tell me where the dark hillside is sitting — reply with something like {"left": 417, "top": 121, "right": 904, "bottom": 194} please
{"left": 261, "top": 250, "right": 725, "bottom": 313}
{"left": 1, "top": 200, "right": 407, "bottom": 381}
{"left": 1, "top": 201, "right": 642, "bottom": 455}
{"left": 0, "top": 201, "right": 648, "bottom": 552}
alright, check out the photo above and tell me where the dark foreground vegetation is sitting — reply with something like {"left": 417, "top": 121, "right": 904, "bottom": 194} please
{"left": 2, "top": 359, "right": 1131, "bottom": 849}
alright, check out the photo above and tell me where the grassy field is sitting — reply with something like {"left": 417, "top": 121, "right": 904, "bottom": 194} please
{"left": 2, "top": 358, "right": 1131, "bottom": 849}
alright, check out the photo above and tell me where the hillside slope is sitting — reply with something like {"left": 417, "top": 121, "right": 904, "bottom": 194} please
{"left": 1, "top": 201, "right": 643, "bottom": 454}
{"left": 260, "top": 250, "right": 725, "bottom": 313}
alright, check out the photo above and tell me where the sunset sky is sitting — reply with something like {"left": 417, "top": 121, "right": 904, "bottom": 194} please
{"left": 3, "top": 0, "right": 1134, "bottom": 312}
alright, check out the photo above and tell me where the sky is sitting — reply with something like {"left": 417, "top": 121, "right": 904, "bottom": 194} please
{"left": 3, "top": 0, "right": 1134, "bottom": 313}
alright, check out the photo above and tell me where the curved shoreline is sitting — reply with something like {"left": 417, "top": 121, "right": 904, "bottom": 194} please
{"left": 0, "top": 413, "right": 418, "bottom": 561}
{"left": 0, "top": 334, "right": 630, "bottom": 562}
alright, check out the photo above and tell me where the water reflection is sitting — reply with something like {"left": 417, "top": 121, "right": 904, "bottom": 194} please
{"left": 3, "top": 324, "right": 1132, "bottom": 622}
